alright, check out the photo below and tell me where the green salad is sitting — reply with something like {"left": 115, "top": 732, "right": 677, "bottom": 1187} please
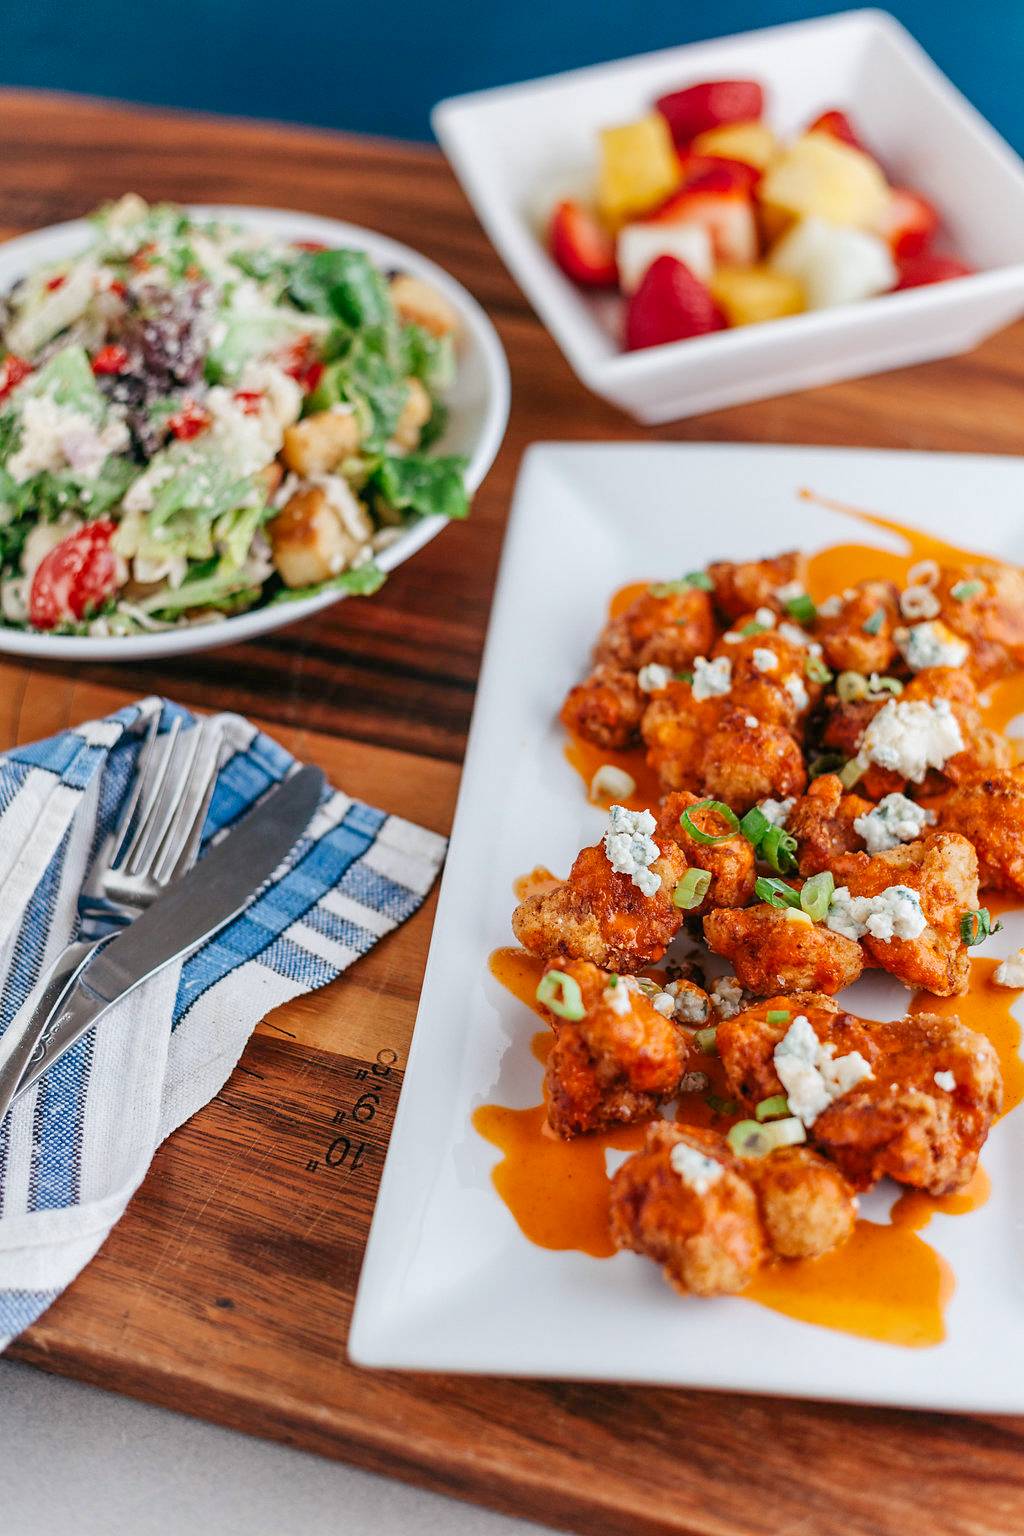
{"left": 0, "top": 195, "right": 468, "bottom": 635}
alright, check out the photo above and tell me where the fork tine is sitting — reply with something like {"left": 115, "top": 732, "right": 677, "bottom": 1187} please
{"left": 108, "top": 711, "right": 161, "bottom": 870}
{"left": 114, "top": 714, "right": 183, "bottom": 873}
{"left": 150, "top": 723, "right": 223, "bottom": 886}
{"left": 123, "top": 718, "right": 199, "bottom": 880}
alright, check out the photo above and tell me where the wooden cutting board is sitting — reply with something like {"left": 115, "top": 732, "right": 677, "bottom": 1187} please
{"left": 5, "top": 89, "right": 1024, "bottom": 1536}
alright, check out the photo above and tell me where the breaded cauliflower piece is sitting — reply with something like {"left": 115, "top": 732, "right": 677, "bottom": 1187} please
{"left": 716, "top": 998, "right": 1002, "bottom": 1195}
{"left": 560, "top": 663, "right": 645, "bottom": 749}
{"left": 940, "top": 771, "right": 1024, "bottom": 895}
{"left": 839, "top": 831, "right": 979, "bottom": 996}
{"left": 936, "top": 561, "right": 1024, "bottom": 683}
{"left": 655, "top": 791, "right": 756, "bottom": 914}
{"left": 511, "top": 834, "right": 690, "bottom": 974}
{"left": 787, "top": 774, "right": 874, "bottom": 880}
{"left": 539, "top": 961, "right": 689, "bottom": 1138}
{"left": 595, "top": 585, "right": 716, "bottom": 673}
{"left": 641, "top": 683, "right": 725, "bottom": 793}
{"left": 707, "top": 552, "right": 800, "bottom": 622}
{"left": 700, "top": 709, "right": 807, "bottom": 813}
{"left": 703, "top": 905, "right": 865, "bottom": 995}
{"left": 713, "top": 628, "right": 821, "bottom": 730}
{"left": 816, "top": 579, "right": 900, "bottom": 676}
{"left": 609, "top": 1121, "right": 856, "bottom": 1296}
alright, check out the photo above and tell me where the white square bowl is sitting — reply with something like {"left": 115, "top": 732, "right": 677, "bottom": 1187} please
{"left": 433, "top": 9, "right": 1024, "bottom": 423}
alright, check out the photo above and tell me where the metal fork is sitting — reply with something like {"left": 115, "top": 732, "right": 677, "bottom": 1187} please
{"left": 0, "top": 712, "right": 224, "bottom": 1119}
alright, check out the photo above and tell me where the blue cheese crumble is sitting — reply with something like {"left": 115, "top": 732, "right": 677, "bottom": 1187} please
{"left": 897, "top": 621, "right": 969, "bottom": 672}
{"left": 691, "top": 655, "right": 732, "bottom": 701}
{"left": 637, "top": 663, "right": 672, "bottom": 694}
{"left": 773, "top": 1015, "right": 874, "bottom": 1126}
{"left": 853, "top": 793, "right": 935, "bottom": 854}
{"left": 603, "top": 804, "right": 662, "bottom": 897}
{"left": 826, "top": 884, "right": 927, "bottom": 942}
{"left": 856, "top": 698, "right": 964, "bottom": 783}
{"left": 669, "top": 1141, "right": 724, "bottom": 1194}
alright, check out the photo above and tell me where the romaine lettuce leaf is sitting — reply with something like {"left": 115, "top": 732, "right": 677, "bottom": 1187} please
{"left": 371, "top": 454, "right": 469, "bottom": 521}
{"left": 288, "top": 249, "right": 392, "bottom": 330}
{"left": 269, "top": 561, "right": 386, "bottom": 603}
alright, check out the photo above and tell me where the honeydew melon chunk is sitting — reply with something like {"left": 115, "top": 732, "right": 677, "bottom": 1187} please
{"left": 616, "top": 221, "right": 713, "bottom": 294}
{"left": 769, "top": 216, "right": 896, "bottom": 310}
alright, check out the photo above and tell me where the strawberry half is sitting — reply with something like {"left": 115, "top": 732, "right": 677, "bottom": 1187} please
{"left": 895, "top": 253, "right": 974, "bottom": 290}
{"left": 807, "top": 109, "right": 867, "bottom": 152}
{"left": 625, "top": 255, "right": 727, "bottom": 350}
{"left": 643, "top": 182, "right": 757, "bottom": 267}
{"left": 881, "top": 188, "right": 940, "bottom": 259}
{"left": 656, "top": 80, "right": 764, "bottom": 147}
{"left": 675, "top": 157, "right": 761, "bottom": 195}
{"left": 549, "top": 200, "right": 618, "bottom": 287}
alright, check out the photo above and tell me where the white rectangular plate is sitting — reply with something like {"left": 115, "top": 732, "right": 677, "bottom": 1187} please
{"left": 350, "top": 443, "right": 1024, "bottom": 1410}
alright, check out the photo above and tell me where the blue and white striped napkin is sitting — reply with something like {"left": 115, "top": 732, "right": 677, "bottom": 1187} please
{"left": 0, "top": 698, "right": 446, "bottom": 1347}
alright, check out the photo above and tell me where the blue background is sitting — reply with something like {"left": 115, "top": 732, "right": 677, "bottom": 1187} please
{"left": 4, "top": 2, "right": 1023, "bottom": 152}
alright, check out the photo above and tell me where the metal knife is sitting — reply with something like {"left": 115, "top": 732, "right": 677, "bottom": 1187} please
{"left": 10, "top": 763, "right": 324, "bottom": 1104}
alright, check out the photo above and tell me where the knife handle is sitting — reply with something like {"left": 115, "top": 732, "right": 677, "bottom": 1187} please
{"left": 0, "top": 941, "right": 99, "bottom": 1122}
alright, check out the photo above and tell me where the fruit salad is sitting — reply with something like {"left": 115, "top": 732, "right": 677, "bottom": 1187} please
{"left": 547, "top": 83, "right": 973, "bottom": 351}
{"left": 0, "top": 196, "right": 467, "bottom": 636}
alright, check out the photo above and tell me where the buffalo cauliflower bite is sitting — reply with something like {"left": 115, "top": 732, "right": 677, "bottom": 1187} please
{"left": 538, "top": 962, "right": 689, "bottom": 1138}
{"left": 595, "top": 584, "right": 716, "bottom": 673}
{"left": 703, "top": 905, "right": 865, "bottom": 996}
{"left": 935, "top": 561, "right": 1024, "bottom": 683}
{"left": 712, "top": 629, "right": 821, "bottom": 730}
{"left": 940, "top": 772, "right": 1024, "bottom": 895}
{"left": 560, "top": 663, "right": 645, "bottom": 749}
{"left": 609, "top": 1121, "right": 856, "bottom": 1295}
{"left": 717, "top": 998, "right": 1001, "bottom": 1194}
{"left": 699, "top": 709, "right": 807, "bottom": 813}
{"left": 655, "top": 791, "right": 756, "bottom": 913}
{"left": 707, "top": 552, "right": 800, "bottom": 622}
{"left": 511, "top": 823, "right": 690, "bottom": 974}
{"left": 641, "top": 682, "right": 725, "bottom": 792}
{"left": 834, "top": 831, "right": 979, "bottom": 996}
{"left": 816, "top": 580, "right": 900, "bottom": 676}
{"left": 787, "top": 774, "right": 875, "bottom": 880}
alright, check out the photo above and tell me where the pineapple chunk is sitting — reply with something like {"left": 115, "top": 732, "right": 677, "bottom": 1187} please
{"left": 769, "top": 216, "right": 895, "bottom": 309}
{"left": 759, "top": 132, "right": 889, "bottom": 231}
{"left": 269, "top": 482, "right": 373, "bottom": 588}
{"left": 617, "top": 221, "right": 713, "bottom": 293}
{"left": 391, "top": 377, "right": 432, "bottom": 452}
{"left": 710, "top": 265, "right": 805, "bottom": 326}
{"left": 598, "top": 115, "right": 680, "bottom": 228}
{"left": 691, "top": 121, "right": 779, "bottom": 171}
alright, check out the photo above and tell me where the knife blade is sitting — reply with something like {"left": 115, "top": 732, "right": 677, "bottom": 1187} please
{"left": 13, "top": 763, "right": 325, "bottom": 1101}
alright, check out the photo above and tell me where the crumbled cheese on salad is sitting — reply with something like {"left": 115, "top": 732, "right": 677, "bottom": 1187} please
{"left": 994, "top": 949, "right": 1024, "bottom": 988}
{"left": 669, "top": 1141, "right": 724, "bottom": 1194}
{"left": 7, "top": 395, "right": 129, "bottom": 484}
{"left": 603, "top": 804, "right": 662, "bottom": 897}
{"left": 773, "top": 1015, "right": 873, "bottom": 1126}
{"left": 752, "top": 646, "right": 778, "bottom": 673}
{"left": 637, "top": 663, "right": 672, "bottom": 693}
{"left": 856, "top": 698, "right": 964, "bottom": 783}
{"left": 933, "top": 1070, "right": 956, "bottom": 1092}
{"left": 826, "top": 884, "right": 927, "bottom": 943}
{"left": 853, "top": 793, "right": 935, "bottom": 854}
{"left": 897, "top": 621, "right": 970, "bottom": 672}
{"left": 691, "top": 655, "right": 732, "bottom": 701}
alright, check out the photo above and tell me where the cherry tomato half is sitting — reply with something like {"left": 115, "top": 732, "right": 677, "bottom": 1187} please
{"left": 29, "top": 520, "right": 122, "bottom": 630}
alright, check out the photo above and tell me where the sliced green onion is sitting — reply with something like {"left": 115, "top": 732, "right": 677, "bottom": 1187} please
{"left": 836, "top": 670, "right": 868, "bottom": 703}
{"left": 755, "top": 1094, "right": 791, "bottom": 1122}
{"left": 739, "top": 618, "right": 770, "bottom": 638}
{"left": 694, "top": 1027, "right": 718, "bottom": 1054}
{"left": 805, "top": 655, "right": 833, "bottom": 684}
{"left": 755, "top": 875, "right": 802, "bottom": 910}
{"left": 674, "top": 669, "right": 694, "bottom": 684}
{"left": 866, "top": 674, "right": 903, "bottom": 697}
{"left": 862, "top": 606, "right": 886, "bottom": 636}
{"left": 838, "top": 758, "right": 865, "bottom": 790}
{"left": 808, "top": 752, "right": 844, "bottom": 779}
{"left": 589, "top": 764, "right": 636, "bottom": 804}
{"left": 800, "top": 870, "right": 835, "bottom": 922}
{"left": 762, "top": 824, "right": 798, "bottom": 874}
{"left": 705, "top": 1091, "right": 737, "bottom": 1116}
{"left": 961, "top": 907, "right": 1002, "bottom": 946}
{"left": 673, "top": 868, "right": 712, "bottom": 910}
{"left": 680, "top": 799, "right": 740, "bottom": 844}
{"left": 951, "top": 579, "right": 984, "bottom": 602}
{"left": 684, "top": 570, "right": 714, "bottom": 591}
{"left": 536, "top": 969, "right": 586, "bottom": 1021}
{"left": 650, "top": 571, "right": 713, "bottom": 596}
{"left": 766, "top": 1008, "right": 791, "bottom": 1024}
{"left": 785, "top": 594, "right": 817, "bottom": 625}
{"left": 727, "top": 1117, "right": 807, "bottom": 1157}
{"left": 739, "top": 806, "right": 771, "bottom": 847}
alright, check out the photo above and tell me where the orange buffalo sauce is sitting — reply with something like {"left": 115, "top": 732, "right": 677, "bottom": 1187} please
{"left": 485, "top": 504, "right": 1024, "bottom": 1347}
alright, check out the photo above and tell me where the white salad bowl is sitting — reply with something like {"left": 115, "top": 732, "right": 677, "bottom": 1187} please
{"left": 0, "top": 206, "right": 510, "bottom": 661}
{"left": 433, "top": 9, "right": 1024, "bottom": 423}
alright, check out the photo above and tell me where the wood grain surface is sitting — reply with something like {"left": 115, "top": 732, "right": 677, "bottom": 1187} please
{"left": 4, "top": 86, "right": 1024, "bottom": 1536}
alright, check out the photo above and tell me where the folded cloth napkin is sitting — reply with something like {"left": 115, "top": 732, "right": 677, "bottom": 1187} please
{"left": 0, "top": 697, "right": 446, "bottom": 1348}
